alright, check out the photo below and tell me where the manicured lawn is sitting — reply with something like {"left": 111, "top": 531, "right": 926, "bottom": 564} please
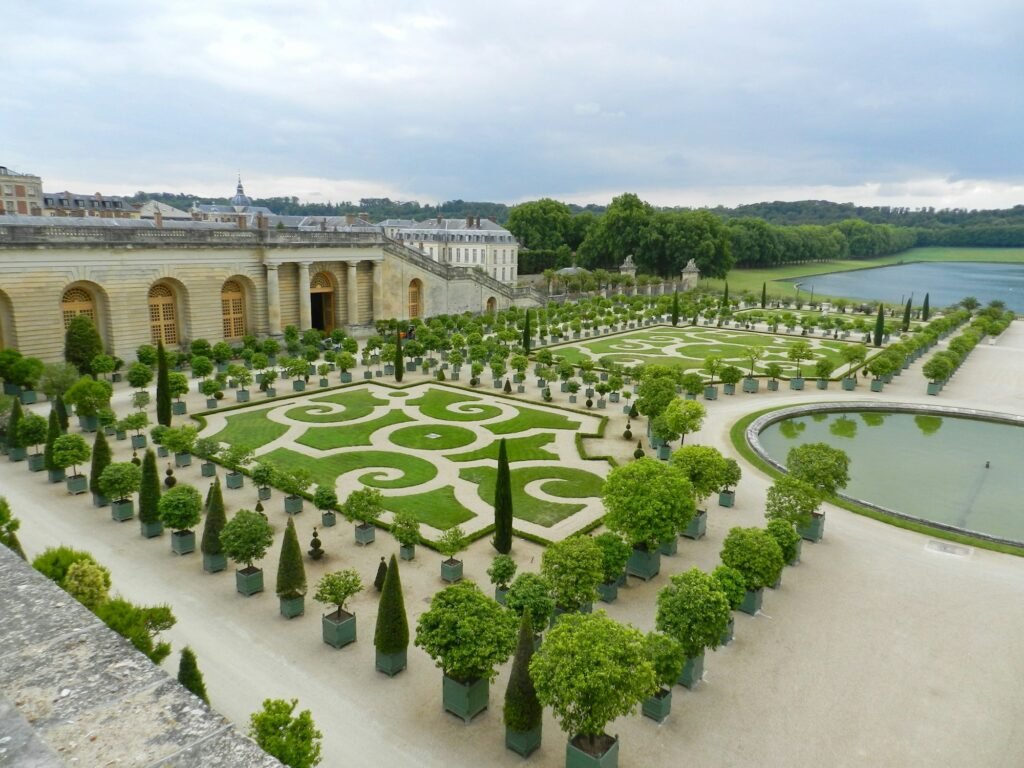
{"left": 460, "top": 465, "right": 605, "bottom": 527}
{"left": 448, "top": 434, "right": 559, "bottom": 463}
{"left": 286, "top": 388, "right": 388, "bottom": 422}
{"left": 381, "top": 486, "right": 475, "bottom": 530}
{"left": 389, "top": 424, "right": 477, "bottom": 450}
{"left": 208, "top": 408, "right": 288, "bottom": 452}
{"left": 486, "top": 406, "right": 580, "bottom": 435}
{"left": 295, "top": 410, "right": 412, "bottom": 450}
{"left": 261, "top": 447, "right": 437, "bottom": 489}
{"left": 407, "top": 388, "right": 503, "bottom": 422}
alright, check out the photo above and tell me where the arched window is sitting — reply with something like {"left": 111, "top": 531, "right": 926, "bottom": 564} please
{"left": 221, "top": 280, "right": 246, "bottom": 340}
{"left": 408, "top": 279, "right": 423, "bottom": 319}
{"left": 485, "top": 296, "right": 497, "bottom": 314}
{"left": 148, "top": 283, "right": 178, "bottom": 345}
{"left": 61, "top": 287, "right": 95, "bottom": 329}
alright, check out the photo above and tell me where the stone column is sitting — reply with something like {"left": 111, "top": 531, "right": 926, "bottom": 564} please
{"left": 371, "top": 260, "right": 384, "bottom": 322}
{"left": 265, "top": 263, "right": 282, "bottom": 337}
{"left": 347, "top": 261, "right": 359, "bottom": 325}
{"left": 297, "top": 261, "right": 312, "bottom": 330}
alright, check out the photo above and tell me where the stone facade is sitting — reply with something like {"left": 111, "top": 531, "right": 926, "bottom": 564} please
{"left": 0, "top": 166, "right": 43, "bottom": 216}
{"left": 0, "top": 219, "right": 518, "bottom": 361}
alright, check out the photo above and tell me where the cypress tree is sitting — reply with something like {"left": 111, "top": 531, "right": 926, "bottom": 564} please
{"left": 902, "top": 298, "right": 912, "bottom": 332}
{"left": 522, "top": 309, "right": 531, "bottom": 355}
{"left": 64, "top": 314, "right": 104, "bottom": 376}
{"left": 374, "top": 554, "right": 409, "bottom": 655}
{"left": 761, "top": 282, "right": 767, "bottom": 309}
{"left": 275, "top": 517, "right": 306, "bottom": 600}
{"left": 873, "top": 304, "right": 885, "bottom": 347}
{"left": 201, "top": 478, "right": 226, "bottom": 557}
{"left": 89, "top": 429, "right": 112, "bottom": 500}
{"left": 44, "top": 409, "right": 61, "bottom": 471}
{"left": 156, "top": 340, "right": 171, "bottom": 427}
{"left": 922, "top": 293, "right": 930, "bottom": 321}
{"left": 177, "top": 646, "right": 210, "bottom": 704}
{"left": 374, "top": 556, "right": 388, "bottom": 591}
{"left": 138, "top": 449, "right": 161, "bottom": 526}
{"left": 503, "top": 611, "right": 542, "bottom": 734}
{"left": 722, "top": 281, "right": 729, "bottom": 306}
{"left": 671, "top": 291, "right": 679, "bottom": 327}
{"left": 394, "top": 330, "right": 404, "bottom": 382}
{"left": 54, "top": 393, "right": 69, "bottom": 433}
{"left": 6, "top": 399, "right": 23, "bottom": 453}
{"left": 492, "top": 438, "right": 513, "bottom": 554}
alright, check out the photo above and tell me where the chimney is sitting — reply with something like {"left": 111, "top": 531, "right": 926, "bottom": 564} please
{"left": 238, "top": 214, "right": 247, "bottom": 230}
{"left": 436, "top": 215, "right": 443, "bottom": 225}
{"left": 154, "top": 208, "right": 164, "bottom": 229}
{"left": 345, "top": 214, "right": 356, "bottom": 225}
{"left": 466, "top": 215, "right": 474, "bottom": 228}
{"left": 256, "top": 212, "right": 268, "bottom": 231}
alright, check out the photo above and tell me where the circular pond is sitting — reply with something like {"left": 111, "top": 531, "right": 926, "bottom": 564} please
{"left": 750, "top": 404, "right": 1024, "bottom": 545}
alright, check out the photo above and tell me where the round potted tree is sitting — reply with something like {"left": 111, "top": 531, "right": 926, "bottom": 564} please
{"left": 530, "top": 611, "right": 657, "bottom": 767}
{"left": 787, "top": 341, "right": 812, "bottom": 389}
{"left": 414, "top": 580, "right": 518, "bottom": 723}
{"left": 220, "top": 509, "right": 275, "bottom": 596}
{"left": 641, "top": 631, "right": 686, "bottom": 722}
{"left": 766, "top": 518, "right": 803, "bottom": 577}
{"left": 163, "top": 425, "right": 198, "bottom": 469}
{"left": 373, "top": 554, "right": 409, "bottom": 675}
{"left": 391, "top": 511, "right": 421, "bottom": 560}
{"left": 785, "top": 442, "right": 851, "bottom": 542}
{"left": 221, "top": 445, "right": 254, "bottom": 490}
{"left": 719, "top": 364, "right": 743, "bottom": 395}
{"left": 718, "top": 457, "right": 742, "bottom": 507}
{"left": 541, "top": 535, "right": 603, "bottom": 620}
{"left": 438, "top": 525, "right": 467, "bottom": 583}
{"left": 168, "top": 372, "right": 190, "bottom": 415}
{"left": 655, "top": 567, "right": 732, "bottom": 689}
{"left": 712, "top": 565, "right": 746, "bottom": 645}
{"left": 194, "top": 438, "right": 219, "bottom": 478}
{"left": 814, "top": 358, "right": 835, "bottom": 390}
{"left": 343, "top": 487, "right": 384, "bottom": 546}
{"left": 252, "top": 460, "right": 276, "bottom": 502}
{"left": 720, "top": 527, "right": 785, "bottom": 616}
{"left": 277, "top": 466, "right": 313, "bottom": 515}
{"left": 670, "top": 445, "right": 728, "bottom": 541}
{"left": 505, "top": 572, "right": 555, "bottom": 645}
{"left": 53, "top": 434, "right": 91, "bottom": 495}
{"left": 18, "top": 412, "right": 49, "bottom": 472}
{"left": 504, "top": 612, "right": 543, "bottom": 756}
{"left": 158, "top": 484, "right": 203, "bottom": 555}
{"left": 275, "top": 517, "right": 307, "bottom": 618}
{"left": 315, "top": 568, "right": 363, "bottom": 648}
{"left": 100, "top": 462, "right": 142, "bottom": 522}
{"left": 593, "top": 532, "right": 631, "bottom": 603}
{"left": 765, "top": 362, "right": 783, "bottom": 391}
{"left": 121, "top": 411, "right": 150, "bottom": 450}
{"left": 702, "top": 356, "right": 721, "bottom": 400}
{"left": 312, "top": 484, "right": 338, "bottom": 527}
{"left": 487, "top": 554, "right": 517, "bottom": 604}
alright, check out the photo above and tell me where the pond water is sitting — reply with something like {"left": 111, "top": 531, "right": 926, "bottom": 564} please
{"left": 783, "top": 261, "right": 1024, "bottom": 312}
{"left": 758, "top": 410, "right": 1024, "bottom": 543}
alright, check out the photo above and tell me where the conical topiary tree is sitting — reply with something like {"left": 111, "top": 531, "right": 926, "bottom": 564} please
{"left": 374, "top": 553, "right": 409, "bottom": 676}
{"left": 504, "top": 611, "right": 542, "bottom": 753}
{"left": 522, "top": 309, "right": 531, "bottom": 355}
{"left": 671, "top": 291, "right": 679, "bottom": 326}
{"left": 138, "top": 449, "right": 162, "bottom": 536}
{"left": 44, "top": 408, "right": 61, "bottom": 473}
{"left": 374, "top": 556, "right": 388, "bottom": 591}
{"left": 156, "top": 340, "right": 171, "bottom": 427}
{"left": 492, "top": 438, "right": 513, "bottom": 554}
{"left": 873, "top": 305, "right": 885, "bottom": 347}
{"left": 276, "top": 517, "right": 307, "bottom": 602}
{"left": 902, "top": 298, "right": 912, "bottom": 333}
{"left": 922, "top": 293, "right": 930, "bottom": 321}
{"left": 54, "top": 393, "right": 69, "bottom": 433}
{"left": 177, "top": 646, "right": 210, "bottom": 704}
{"left": 6, "top": 399, "right": 23, "bottom": 455}
{"left": 89, "top": 429, "right": 112, "bottom": 503}
{"left": 394, "top": 329, "right": 404, "bottom": 383}
{"left": 201, "top": 477, "right": 226, "bottom": 569}
{"left": 761, "top": 282, "right": 767, "bottom": 309}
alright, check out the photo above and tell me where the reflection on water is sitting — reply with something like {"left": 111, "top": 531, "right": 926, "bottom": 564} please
{"left": 759, "top": 411, "right": 1024, "bottom": 542}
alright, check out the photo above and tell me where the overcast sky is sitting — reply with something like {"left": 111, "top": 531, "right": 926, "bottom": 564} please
{"left": 3, "top": 0, "right": 1022, "bottom": 209}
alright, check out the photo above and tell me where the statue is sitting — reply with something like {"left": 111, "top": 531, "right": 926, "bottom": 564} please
{"left": 680, "top": 259, "right": 700, "bottom": 291}
{"left": 619, "top": 254, "right": 637, "bottom": 278}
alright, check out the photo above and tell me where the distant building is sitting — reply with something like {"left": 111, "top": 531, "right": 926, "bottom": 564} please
{"left": 190, "top": 177, "right": 273, "bottom": 226}
{"left": 135, "top": 200, "right": 192, "bottom": 221}
{"left": 42, "top": 190, "right": 135, "bottom": 218}
{"left": 379, "top": 216, "right": 519, "bottom": 284}
{"left": 0, "top": 166, "right": 43, "bottom": 216}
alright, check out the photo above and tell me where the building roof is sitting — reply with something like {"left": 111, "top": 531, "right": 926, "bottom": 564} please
{"left": 135, "top": 200, "right": 192, "bottom": 219}
{"left": 0, "top": 166, "right": 39, "bottom": 178}
{"left": 386, "top": 217, "right": 511, "bottom": 233}
{"left": 43, "top": 191, "right": 129, "bottom": 210}
{"left": 0, "top": 214, "right": 229, "bottom": 230}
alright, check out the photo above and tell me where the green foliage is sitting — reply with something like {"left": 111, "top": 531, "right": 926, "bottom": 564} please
{"left": 156, "top": 341, "right": 171, "bottom": 427}
{"left": 251, "top": 460, "right": 276, "bottom": 489}
{"left": 765, "top": 475, "right": 822, "bottom": 526}
{"left": 312, "top": 484, "right": 337, "bottom": 511}
{"left": 712, "top": 565, "right": 746, "bottom": 610}
{"left": 313, "top": 568, "right": 363, "bottom": 615}
{"left": 394, "top": 330, "right": 404, "bottom": 382}
{"left": 601, "top": 458, "right": 694, "bottom": 548}
{"left": 530, "top": 611, "right": 657, "bottom": 742}
{"left": 492, "top": 438, "right": 513, "bottom": 554}
{"left": 390, "top": 511, "right": 421, "bottom": 547}
{"left": 33, "top": 546, "right": 98, "bottom": 584}
{"left": 44, "top": 409, "right": 61, "bottom": 471}
{"left": 64, "top": 377, "right": 113, "bottom": 417}
{"left": 53, "top": 433, "right": 91, "bottom": 475}
{"left": 786, "top": 341, "right": 813, "bottom": 377}
{"left": 374, "top": 557, "right": 388, "bottom": 591}
{"left": 220, "top": 509, "right": 274, "bottom": 568}
{"left": 656, "top": 568, "right": 732, "bottom": 659}
{"left": 720, "top": 527, "right": 785, "bottom": 591}
{"left": 162, "top": 425, "right": 198, "bottom": 455}
{"left": 0, "top": 498, "right": 25, "bottom": 559}
{"left": 201, "top": 478, "right": 226, "bottom": 556}
{"left": 487, "top": 554, "right": 517, "bottom": 589}
{"left": 766, "top": 518, "right": 802, "bottom": 564}
{"left": 375, "top": 554, "right": 409, "bottom": 654}
{"left": 636, "top": 375, "right": 676, "bottom": 420}
{"left": 720, "top": 457, "right": 742, "bottom": 491}
{"left": 88, "top": 430, "right": 112, "bottom": 499}
{"left": 540, "top": 535, "right": 604, "bottom": 611}
{"left": 437, "top": 525, "right": 467, "bottom": 559}
{"left": 248, "top": 699, "right": 323, "bottom": 768}
{"left": 5, "top": 399, "right": 22, "bottom": 451}
{"left": 662, "top": 397, "right": 706, "bottom": 443}
{"left": 64, "top": 314, "right": 104, "bottom": 375}
{"left": 922, "top": 293, "right": 930, "bottom": 321}
{"left": 94, "top": 597, "right": 176, "bottom": 664}
{"left": 873, "top": 304, "right": 885, "bottom": 347}
{"left": 127, "top": 362, "right": 154, "bottom": 390}
{"left": 39, "top": 362, "right": 81, "bottom": 399}
{"left": 786, "top": 442, "right": 851, "bottom": 496}
{"left": 505, "top": 572, "right": 555, "bottom": 631}
{"left": 63, "top": 560, "right": 111, "bottom": 610}
{"left": 54, "top": 394, "right": 69, "bottom": 432}
{"left": 414, "top": 580, "right": 517, "bottom": 683}
{"left": 593, "top": 532, "right": 631, "bottom": 584}
{"left": 167, "top": 371, "right": 189, "bottom": 400}
{"left": 276, "top": 518, "right": 307, "bottom": 600}
{"left": 99, "top": 462, "right": 142, "bottom": 502}
{"left": 276, "top": 466, "right": 313, "bottom": 498}
{"left": 177, "top": 646, "right": 209, "bottom": 704}
{"left": 138, "top": 449, "right": 161, "bottom": 524}
{"left": 342, "top": 487, "right": 384, "bottom": 525}
{"left": 158, "top": 484, "right": 203, "bottom": 531}
{"left": 670, "top": 445, "right": 729, "bottom": 505}
{"left": 643, "top": 631, "right": 686, "bottom": 689}
{"left": 504, "top": 612, "right": 542, "bottom": 732}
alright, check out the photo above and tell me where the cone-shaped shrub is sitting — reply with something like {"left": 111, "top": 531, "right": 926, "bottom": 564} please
{"left": 873, "top": 305, "right": 885, "bottom": 347}
{"left": 6, "top": 399, "right": 23, "bottom": 453}
{"left": 89, "top": 429, "right": 112, "bottom": 497}
{"left": 156, "top": 340, "right": 171, "bottom": 427}
{"left": 504, "top": 611, "right": 542, "bottom": 733}
{"left": 54, "top": 393, "right": 69, "bottom": 433}
{"left": 373, "top": 556, "right": 387, "bottom": 591}
{"left": 922, "top": 293, "right": 930, "bottom": 321}
{"left": 201, "top": 478, "right": 226, "bottom": 556}
{"left": 138, "top": 449, "right": 161, "bottom": 525}
{"left": 522, "top": 309, "right": 531, "bottom": 355}
{"left": 177, "top": 646, "right": 209, "bottom": 704}
{"left": 394, "top": 329, "right": 404, "bottom": 382}
{"left": 374, "top": 554, "right": 408, "bottom": 655}
{"left": 492, "top": 438, "right": 513, "bottom": 554}
{"left": 44, "top": 409, "right": 61, "bottom": 471}
{"left": 275, "top": 517, "right": 307, "bottom": 600}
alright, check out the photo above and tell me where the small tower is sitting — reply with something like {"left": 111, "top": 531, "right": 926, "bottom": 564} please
{"left": 680, "top": 258, "right": 700, "bottom": 291}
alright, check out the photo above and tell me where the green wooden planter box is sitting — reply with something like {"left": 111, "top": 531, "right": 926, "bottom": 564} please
{"left": 870, "top": 379, "right": 884, "bottom": 392}
{"left": 284, "top": 495, "right": 304, "bottom": 515}
{"left": 66, "top": 474, "right": 88, "bottom": 495}
{"left": 265, "top": 387, "right": 277, "bottom": 397}
{"left": 78, "top": 415, "right": 99, "bottom": 433}
{"left": 718, "top": 489, "right": 735, "bottom": 507}
{"left": 505, "top": 725, "right": 542, "bottom": 757}
{"left": 203, "top": 552, "right": 227, "bottom": 573}
{"left": 225, "top": 472, "right": 244, "bottom": 489}
{"left": 201, "top": 462, "right": 216, "bottom": 477}
{"left": 739, "top": 588, "right": 763, "bottom": 616}
{"left": 375, "top": 648, "right": 407, "bottom": 676}
{"left": 816, "top": 379, "right": 829, "bottom": 390}
{"left": 321, "top": 510, "right": 336, "bottom": 527}
{"left": 677, "top": 653, "right": 704, "bottom": 689}
{"left": 110, "top": 499, "right": 134, "bottom": 521}
{"left": 797, "top": 513, "right": 825, "bottom": 542}
{"left": 322, "top": 611, "right": 356, "bottom": 648}
{"left": 206, "top": 398, "right": 218, "bottom": 409}
{"left": 236, "top": 567, "right": 264, "bottom": 596}
{"left": 340, "top": 372, "right": 352, "bottom": 383}
{"left": 236, "top": 389, "right": 250, "bottom": 403}
{"left": 292, "top": 380, "right": 306, "bottom": 392}
{"left": 682, "top": 509, "right": 707, "bottom": 540}
{"left": 399, "top": 544, "right": 415, "bottom": 561}
{"left": 8, "top": 446, "right": 27, "bottom": 462}
{"left": 566, "top": 736, "right": 619, "bottom": 768}
{"left": 354, "top": 523, "right": 375, "bottom": 545}
{"left": 658, "top": 535, "right": 678, "bottom": 555}
{"left": 495, "top": 586, "right": 509, "bottom": 605}
{"left": 171, "top": 402, "right": 187, "bottom": 416}
{"left": 789, "top": 377, "right": 805, "bottom": 390}
{"left": 743, "top": 378, "right": 760, "bottom": 393}
{"left": 171, "top": 530, "right": 196, "bottom": 555}
{"left": 140, "top": 520, "right": 163, "bottom": 538}
{"left": 442, "top": 675, "right": 489, "bottom": 723}
{"left": 721, "top": 615, "right": 735, "bottom": 646}
{"left": 92, "top": 491, "right": 110, "bottom": 508}
{"left": 596, "top": 581, "right": 618, "bottom": 604}
{"left": 927, "top": 381, "right": 942, "bottom": 395}
{"left": 131, "top": 434, "right": 147, "bottom": 449}
{"left": 174, "top": 452, "right": 192, "bottom": 468}
{"left": 627, "top": 547, "right": 661, "bottom": 581}
{"left": 27, "top": 453, "right": 45, "bottom": 472}
{"left": 48, "top": 468, "right": 66, "bottom": 483}
{"left": 642, "top": 688, "right": 673, "bottom": 723}
{"left": 724, "top": 382, "right": 736, "bottom": 395}
{"left": 788, "top": 539, "right": 803, "bottom": 566}
{"left": 703, "top": 385, "right": 718, "bottom": 400}
{"left": 842, "top": 377, "right": 857, "bottom": 391}
{"left": 157, "top": 446, "right": 169, "bottom": 458}
{"left": 19, "top": 389, "right": 37, "bottom": 405}
{"left": 441, "top": 558, "right": 463, "bottom": 583}
{"left": 767, "top": 380, "right": 780, "bottom": 391}
{"left": 258, "top": 486, "right": 272, "bottom": 501}
{"left": 656, "top": 444, "right": 671, "bottom": 461}
{"left": 280, "top": 595, "right": 305, "bottom": 619}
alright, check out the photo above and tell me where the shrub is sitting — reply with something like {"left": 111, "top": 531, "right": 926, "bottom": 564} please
{"left": 374, "top": 554, "right": 408, "bottom": 654}
{"left": 248, "top": 699, "right": 322, "bottom": 768}
{"left": 540, "top": 536, "right": 603, "bottom": 612}
{"left": 593, "top": 532, "right": 631, "bottom": 584}
{"left": 94, "top": 597, "right": 176, "bottom": 664}
{"left": 505, "top": 572, "right": 555, "bottom": 632}
{"left": 64, "top": 315, "right": 104, "bottom": 375}
{"left": 201, "top": 478, "right": 226, "bottom": 556}
{"left": 504, "top": 612, "right": 542, "bottom": 733}
{"left": 720, "top": 527, "right": 785, "bottom": 591}
{"left": 766, "top": 518, "right": 802, "bottom": 564}
{"left": 158, "top": 484, "right": 203, "bottom": 532}
{"left": 712, "top": 565, "right": 746, "bottom": 610}
{"left": 643, "top": 631, "right": 686, "bottom": 690}
{"left": 313, "top": 568, "right": 363, "bottom": 618}
{"left": 63, "top": 559, "right": 112, "bottom": 610}
{"left": 655, "top": 567, "right": 732, "bottom": 659}
{"left": 487, "top": 554, "right": 517, "bottom": 590}
{"left": 276, "top": 518, "right": 307, "bottom": 600}
{"left": 177, "top": 647, "right": 209, "bottom": 704}
{"left": 390, "top": 511, "right": 421, "bottom": 547}
{"left": 99, "top": 462, "right": 142, "bottom": 503}
{"left": 342, "top": 487, "right": 384, "bottom": 525}
{"left": 219, "top": 509, "right": 274, "bottom": 569}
